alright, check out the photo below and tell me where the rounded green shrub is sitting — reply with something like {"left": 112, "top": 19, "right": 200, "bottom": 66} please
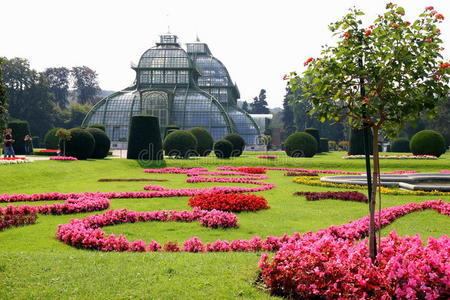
{"left": 224, "top": 133, "right": 245, "bottom": 157}
{"left": 8, "top": 120, "right": 32, "bottom": 155}
{"left": 348, "top": 128, "right": 373, "bottom": 155}
{"left": 86, "top": 128, "right": 111, "bottom": 159}
{"left": 305, "top": 128, "right": 321, "bottom": 153}
{"left": 188, "top": 127, "right": 214, "bottom": 156}
{"left": 164, "top": 125, "right": 180, "bottom": 138}
{"left": 127, "top": 115, "right": 163, "bottom": 160}
{"left": 88, "top": 124, "right": 106, "bottom": 132}
{"left": 163, "top": 130, "right": 197, "bottom": 159}
{"left": 390, "top": 138, "right": 410, "bottom": 153}
{"left": 284, "top": 132, "right": 318, "bottom": 158}
{"left": 214, "top": 139, "right": 233, "bottom": 159}
{"left": 44, "top": 128, "right": 62, "bottom": 149}
{"left": 410, "top": 130, "right": 446, "bottom": 157}
{"left": 64, "top": 128, "right": 95, "bottom": 160}
{"left": 320, "top": 138, "right": 329, "bottom": 152}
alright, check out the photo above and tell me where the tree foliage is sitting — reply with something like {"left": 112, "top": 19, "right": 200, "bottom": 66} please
{"left": 250, "top": 89, "right": 270, "bottom": 114}
{"left": 286, "top": 3, "right": 449, "bottom": 261}
{"left": 0, "top": 58, "right": 7, "bottom": 142}
{"left": 71, "top": 66, "right": 101, "bottom": 104}
{"left": 43, "top": 67, "right": 70, "bottom": 109}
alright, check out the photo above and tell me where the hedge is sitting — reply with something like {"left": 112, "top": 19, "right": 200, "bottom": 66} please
{"left": 390, "top": 138, "right": 410, "bottom": 153}
{"left": 163, "top": 130, "right": 197, "bottom": 159}
{"left": 305, "top": 128, "right": 321, "bottom": 153}
{"left": 348, "top": 128, "right": 373, "bottom": 155}
{"left": 64, "top": 128, "right": 95, "bottom": 160}
{"left": 188, "top": 127, "right": 214, "bottom": 156}
{"left": 224, "top": 133, "right": 245, "bottom": 157}
{"left": 410, "top": 130, "right": 446, "bottom": 157}
{"left": 127, "top": 115, "right": 163, "bottom": 160}
{"left": 214, "top": 139, "right": 233, "bottom": 159}
{"left": 285, "top": 132, "right": 318, "bottom": 158}
{"left": 44, "top": 128, "right": 63, "bottom": 150}
{"left": 86, "top": 128, "right": 111, "bottom": 159}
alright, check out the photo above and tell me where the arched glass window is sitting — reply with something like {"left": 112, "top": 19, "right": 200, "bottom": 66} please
{"left": 141, "top": 91, "right": 169, "bottom": 129}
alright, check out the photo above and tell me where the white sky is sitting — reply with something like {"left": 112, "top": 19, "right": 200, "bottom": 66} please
{"left": 1, "top": 0, "right": 449, "bottom": 108}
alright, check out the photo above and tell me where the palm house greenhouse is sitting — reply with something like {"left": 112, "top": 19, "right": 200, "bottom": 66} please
{"left": 82, "top": 34, "right": 262, "bottom": 149}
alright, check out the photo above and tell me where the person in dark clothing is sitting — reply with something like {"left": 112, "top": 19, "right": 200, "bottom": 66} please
{"left": 3, "top": 129, "right": 15, "bottom": 158}
{"left": 24, "top": 135, "right": 32, "bottom": 155}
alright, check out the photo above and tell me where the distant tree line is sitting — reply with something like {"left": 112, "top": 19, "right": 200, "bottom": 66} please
{"left": 280, "top": 78, "right": 450, "bottom": 145}
{"left": 0, "top": 57, "right": 101, "bottom": 139}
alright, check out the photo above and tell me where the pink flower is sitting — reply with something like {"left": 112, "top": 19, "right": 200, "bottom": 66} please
{"left": 425, "top": 6, "right": 434, "bottom": 11}
{"left": 425, "top": 38, "right": 433, "bottom": 43}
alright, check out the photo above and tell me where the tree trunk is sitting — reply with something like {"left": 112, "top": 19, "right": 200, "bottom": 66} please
{"left": 369, "top": 128, "right": 380, "bottom": 262}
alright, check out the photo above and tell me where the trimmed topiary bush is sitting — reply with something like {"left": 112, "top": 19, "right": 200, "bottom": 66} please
{"left": 305, "top": 128, "right": 321, "bottom": 153}
{"left": 64, "top": 128, "right": 95, "bottom": 160}
{"left": 410, "top": 130, "right": 446, "bottom": 157}
{"left": 214, "top": 139, "right": 233, "bottom": 159}
{"left": 86, "top": 128, "right": 111, "bottom": 159}
{"left": 44, "top": 128, "right": 62, "bottom": 150}
{"left": 163, "top": 130, "right": 197, "bottom": 159}
{"left": 127, "top": 115, "right": 163, "bottom": 160}
{"left": 164, "top": 125, "right": 180, "bottom": 138}
{"left": 348, "top": 128, "right": 373, "bottom": 155}
{"left": 390, "top": 137, "right": 410, "bottom": 153}
{"left": 89, "top": 124, "right": 106, "bottom": 132}
{"left": 224, "top": 133, "right": 245, "bottom": 157}
{"left": 320, "top": 138, "right": 329, "bottom": 152}
{"left": 284, "top": 132, "right": 318, "bottom": 158}
{"left": 188, "top": 127, "right": 214, "bottom": 156}
{"left": 8, "top": 120, "right": 32, "bottom": 155}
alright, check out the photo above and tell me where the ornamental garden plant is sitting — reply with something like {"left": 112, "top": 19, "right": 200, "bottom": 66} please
{"left": 286, "top": 3, "right": 450, "bottom": 261}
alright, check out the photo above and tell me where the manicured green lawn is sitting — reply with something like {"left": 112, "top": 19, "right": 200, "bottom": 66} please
{"left": 1, "top": 152, "right": 449, "bottom": 299}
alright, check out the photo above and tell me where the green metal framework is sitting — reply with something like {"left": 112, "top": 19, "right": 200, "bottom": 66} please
{"left": 82, "top": 34, "right": 260, "bottom": 147}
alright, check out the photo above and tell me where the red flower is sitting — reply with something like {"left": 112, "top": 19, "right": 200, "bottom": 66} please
{"left": 343, "top": 32, "right": 351, "bottom": 39}
{"left": 368, "top": 25, "right": 375, "bottom": 29}
{"left": 425, "top": 38, "right": 433, "bottom": 43}
{"left": 403, "top": 21, "right": 410, "bottom": 26}
{"left": 304, "top": 57, "right": 314, "bottom": 66}
{"left": 436, "top": 28, "right": 441, "bottom": 34}
{"left": 425, "top": 6, "right": 434, "bottom": 11}
{"left": 391, "top": 23, "right": 399, "bottom": 28}
{"left": 363, "top": 97, "right": 371, "bottom": 103}
{"left": 435, "top": 13, "right": 444, "bottom": 20}
{"left": 364, "top": 30, "right": 371, "bottom": 36}
{"left": 283, "top": 74, "right": 289, "bottom": 80}
{"left": 430, "top": 10, "right": 438, "bottom": 16}
{"left": 441, "top": 62, "right": 449, "bottom": 69}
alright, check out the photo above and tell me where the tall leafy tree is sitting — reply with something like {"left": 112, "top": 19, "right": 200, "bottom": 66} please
{"left": 282, "top": 88, "right": 295, "bottom": 137}
{"left": 250, "top": 89, "right": 270, "bottom": 114}
{"left": 0, "top": 58, "right": 8, "bottom": 140}
{"left": 65, "top": 103, "right": 93, "bottom": 128}
{"left": 241, "top": 101, "right": 250, "bottom": 113}
{"left": 44, "top": 67, "right": 70, "bottom": 109}
{"left": 287, "top": 4, "right": 449, "bottom": 260}
{"left": 71, "top": 66, "right": 101, "bottom": 104}
{"left": 1, "top": 57, "right": 61, "bottom": 137}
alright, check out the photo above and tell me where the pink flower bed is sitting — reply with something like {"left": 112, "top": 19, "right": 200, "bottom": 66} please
{"left": 344, "top": 154, "right": 438, "bottom": 159}
{"left": 236, "top": 167, "right": 266, "bottom": 174}
{"left": 56, "top": 208, "right": 238, "bottom": 251}
{"left": 257, "top": 155, "right": 277, "bottom": 159}
{"left": 49, "top": 156, "right": 78, "bottom": 161}
{"left": 0, "top": 205, "right": 37, "bottom": 231}
{"left": 0, "top": 195, "right": 110, "bottom": 215}
{"left": 216, "top": 166, "right": 361, "bottom": 175}
{"left": 294, "top": 191, "right": 368, "bottom": 203}
{"left": 259, "top": 200, "right": 450, "bottom": 298}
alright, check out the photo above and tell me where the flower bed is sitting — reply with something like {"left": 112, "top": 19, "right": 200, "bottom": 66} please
{"left": 49, "top": 156, "right": 78, "bottom": 161}
{"left": 217, "top": 166, "right": 361, "bottom": 175}
{"left": 56, "top": 208, "right": 238, "bottom": 252}
{"left": 0, "top": 205, "right": 37, "bottom": 231}
{"left": 285, "top": 171, "right": 318, "bottom": 177}
{"left": 0, "top": 157, "right": 32, "bottom": 165}
{"left": 293, "top": 176, "right": 450, "bottom": 196}
{"left": 259, "top": 232, "right": 449, "bottom": 299}
{"left": 33, "top": 149, "right": 59, "bottom": 156}
{"left": 0, "top": 194, "right": 110, "bottom": 215}
{"left": 343, "top": 154, "right": 438, "bottom": 159}
{"left": 236, "top": 167, "right": 266, "bottom": 174}
{"left": 98, "top": 178, "right": 168, "bottom": 182}
{"left": 188, "top": 193, "right": 269, "bottom": 212}
{"left": 294, "top": 191, "right": 368, "bottom": 203}
{"left": 257, "top": 155, "right": 277, "bottom": 159}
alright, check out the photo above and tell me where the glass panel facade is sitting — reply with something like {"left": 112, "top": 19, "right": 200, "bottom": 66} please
{"left": 82, "top": 34, "right": 261, "bottom": 148}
